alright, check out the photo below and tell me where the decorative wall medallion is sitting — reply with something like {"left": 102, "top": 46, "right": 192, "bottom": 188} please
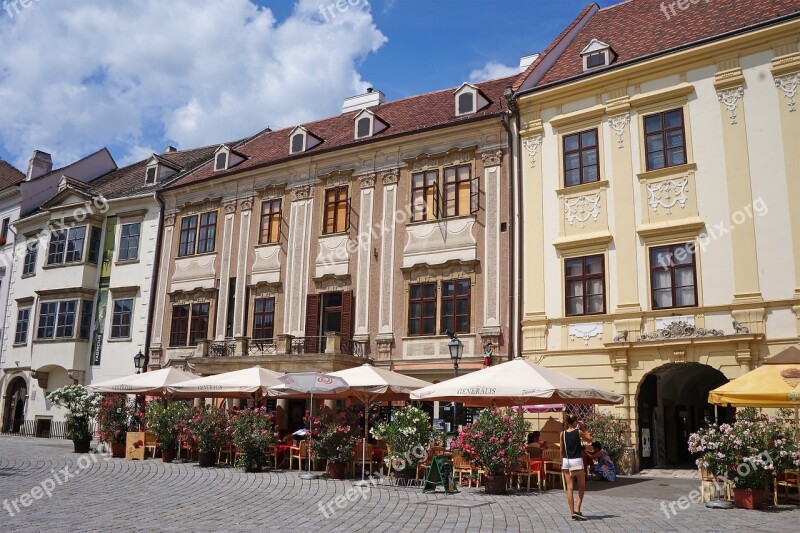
{"left": 163, "top": 213, "right": 176, "bottom": 227}
{"left": 646, "top": 177, "right": 688, "bottom": 215}
{"left": 636, "top": 321, "right": 724, "bottom": 341}
{"left": 717, "top": 87, "right": 744, "bottom": 124}
{"left": 380, "top": 168, "right": 400, "bottom": 185}
{"left": 522, "top": 135, "right": 542, "bottom": 168}
{"left": 358, "top": 173, "right": 377, "bottom": 189}
{"left": 480, "top": 150, "right": 502, "bottom": 167}
{"left": 608, "top": 113, "right": 630, "bottom": 148}
{"left": 564, "top": 192, "right": 601, "bottom": 228}
{"left": 774, "top": 73, "right": 800, "bottom": 112}
{"left": 290, "top": 185, "right": 312, "bottom": 201}
{"left": 239, "top": 196, "right": 254, "bottom": 212}
{"left": 223, "top": 200, "right": 237, "bottom": 215}
{"left": 569, "top": 322, "right": 603, "bottom": 346}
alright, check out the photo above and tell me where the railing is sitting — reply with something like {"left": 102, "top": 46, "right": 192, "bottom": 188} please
{"left": 208, "top": 340, "right": 236, "bottom": 357}
{"left": 249, "top": 338, "right": 277, "bottom": 355}
{"left": 289, "top": 336, "right": 327, "bottom": 355}
{"left": 342, "top": 337, "right": 367, "bottom": 357}
{"left": 1, "top": 417, "right": 96, "bottom": 439}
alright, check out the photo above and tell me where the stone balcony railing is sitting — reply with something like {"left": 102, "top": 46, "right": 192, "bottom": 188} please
{"left": 196, "top": 332, "right": 367, "bottom": 358}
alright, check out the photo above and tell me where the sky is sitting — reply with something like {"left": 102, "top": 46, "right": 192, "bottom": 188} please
{"left": 0, "top": 0, "right": 617, "bottom": 172}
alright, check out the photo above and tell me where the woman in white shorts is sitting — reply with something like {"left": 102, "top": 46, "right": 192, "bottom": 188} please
{"left": 561, "top": 414, "right": 591, "bottom": 522}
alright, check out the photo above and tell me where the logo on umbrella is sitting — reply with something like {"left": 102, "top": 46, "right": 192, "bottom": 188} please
{"left": 318, "top": 376, "right": 333, "bottom": 384}
{"left": 780, "top": 368, "right": 800, "bottom": 388}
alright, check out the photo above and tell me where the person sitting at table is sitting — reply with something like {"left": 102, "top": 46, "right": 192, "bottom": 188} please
{"left": 527, "top": 431, "right": 548, "bottom": 449}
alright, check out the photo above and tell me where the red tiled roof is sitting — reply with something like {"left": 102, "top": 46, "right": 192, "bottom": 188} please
{"left": 0, "top": 160, "right": 25, "bottom": 191}
{"left": 170, "top": 76, "right": 516, "bottom": 189}
{"left": 522, "top": 0, "right": 800, "bottom": 90}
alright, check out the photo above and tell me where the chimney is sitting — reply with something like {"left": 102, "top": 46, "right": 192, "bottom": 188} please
{"left": 164, "top": 146, "right": 178, "bottom": 153}
{"left": 26, "top": 150, "right": 53, "bottom": 181}
{"left": 342, "top": 88, "right": 385, "bottom": 114}
{"left": 518, "top": 53, "right": 540, "bottom": 72}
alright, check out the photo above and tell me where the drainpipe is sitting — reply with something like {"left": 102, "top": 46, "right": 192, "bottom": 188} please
{"left": 502, "top": 87, "right": 522, "bottom": 359}
{"left": 144, "top": 191, "right": 165, "bottom": 371}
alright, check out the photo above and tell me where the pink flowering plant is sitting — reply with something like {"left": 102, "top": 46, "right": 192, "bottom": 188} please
{"left": 229, "top": 407, "right": 276, "bottom": 471}
{"left": 96, "top": 394, "right": 130, "bottom": 444}
{"left": 582, "top": 410, "right": 631, "bottom": 461}
{"left": 453, "top": 408, "right": 529, "bottom": 476}
{"left": 688, "top": 412, "right": 800, "bottom": 491}
{"left": 184, "top": 405, "right": 229, "bottom": 454}
{"left": 306, "top": 406, "right": 361, "bottom": 464}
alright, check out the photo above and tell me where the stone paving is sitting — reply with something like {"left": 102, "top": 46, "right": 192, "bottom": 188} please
{"left": 1, "top": 436, "right": 798, "bottom": 532}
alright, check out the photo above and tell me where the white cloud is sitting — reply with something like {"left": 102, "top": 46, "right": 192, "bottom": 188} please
{"left": 0, "top": 0, "right": 387, "bottom": 167}
{"left": 469, "top": 61, "right": 519, "bottom": 83}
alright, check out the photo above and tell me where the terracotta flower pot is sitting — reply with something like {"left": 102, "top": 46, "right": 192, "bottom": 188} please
{"left": 327, "top": 462, "right": 346, "bottom": 479}
{"left": 161, "top": 448, "right": 177, "bottom": 463}
{"left": 198, "top": 451, "right": 216, "bottom": 468}
{"left": 484, "top": 474, "right": 508, "bottom": 495}
{"left": 733, "top": 488, "right": 766, "bottom": 510}
{"left": 73, "top": 440, "right": 91, "bottom": 454}
{"left": 111, "top": 442, "right": 126, "bottom": 458}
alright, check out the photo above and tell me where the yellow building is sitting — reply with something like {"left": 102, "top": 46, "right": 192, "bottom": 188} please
{"left": 513, "top": 0, "right": 800, "bottom": 470}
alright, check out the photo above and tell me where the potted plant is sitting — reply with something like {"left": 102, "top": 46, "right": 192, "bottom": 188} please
{"left": 371, "top": 404, "right": 442, "bottom": 481}
{"left": 453, "top": 408, "right": 529, "bottom": 495}
{"left": 46, "top": 385, "right": 100, "bottom": 453}
{"left": 229, "top": 407, "right": 276, "bottom": 472}
{"left": 145, "top": 401, "right": 187, "bottom": 463}
{"left": 185, "top": 405, "right": 228, "bottom": 467}
{"left": 96, "top": 394, "right": 130, "bottom": 458}
{"left": 582, "top": 409, "right": 631, "bottom": 467}
{"left": 307, "top": 406, "right": 361, "bottom": 479}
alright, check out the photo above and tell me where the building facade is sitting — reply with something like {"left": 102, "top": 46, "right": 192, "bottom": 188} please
{"left": 149, "top": 79, "right": 515, "bottom": 429}
{"left": 0, "top": 146, "right": 218, "bottom": 428}
{"left": 515, "top": 0, "right": 800, "bottom": 470}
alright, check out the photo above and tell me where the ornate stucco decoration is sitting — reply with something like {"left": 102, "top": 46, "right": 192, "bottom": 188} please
{"left": 170, "top": 288, "right": 216, "bottom": 305}
{"left": 177, "top": 197, "right": 222, "bottom": 215}
{"left": 163, "top": 212, "right": 177, "bottom": 227}
{"left": 774, "top": 73, "right": 799, "bottom": 112}
{"left": 569, "top": 322, "right": 603, "bottom": 346}
{"left": 717, "top": 87, "right": 744, "bottom": 124}
{"left": 223, "top": 200, "right": 238, "bottom": 215}
{"left": 522, "top": 135, "right": 542, "bottom": 168}
{"left": 607, "top": 113, "right": 630, "bottom": 148}
{"left": 564, "top": 192, "right": 601, "bottom": 228}
{"left": 380, "top": 168, "right": 400, "bottom": 185}
{"left": 318, "top": 169, "right": 353, "bottom": 188}
{"left": 646, "top": 177, "right": 688, "bottom": 215}
{"left": 239, "top": 196, "right": 254, "bottom": 212}
{"left": 404, "top": 146, "right": 476, "bottom": 172}
{"left": 358, "top": 173, "right": 377, "bottom": 189}
{"left": 480, "top": 150, "right": 502, "bottom": 167}
{"left": 636, "top": 321, "right": 724, "bottom": 342}
{"left": 289, "top": 185, "right": 312, "bottom": 201}
{"left": 255, "top": 183, "right": 287, "bottom": 200}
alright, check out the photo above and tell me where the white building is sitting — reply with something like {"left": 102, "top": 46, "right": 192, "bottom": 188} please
{"left": 0, "top": 145, "right": 217, "bottom": 430}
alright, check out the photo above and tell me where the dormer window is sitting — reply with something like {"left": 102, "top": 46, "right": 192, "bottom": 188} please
{"left": 454, "top": 83, "right": 490, "bottom": 116}
{"left": 352, "top": 109, "right": 388, "bottom": 140}
{"left": 288, "top": 126, "right": 322, "bottom": 154}
{"left": 145, "top": 166, "right": 157, "bottom": 185}
{"left": 215, "top": 152, "right": 228, "bottom": 171}
{"left": 580, "top": 39, "right": 616, "bottom": 72}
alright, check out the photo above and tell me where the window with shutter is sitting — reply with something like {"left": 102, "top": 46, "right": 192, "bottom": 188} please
{"left": 304, "top": 294, "right": 320, "bottom": 353}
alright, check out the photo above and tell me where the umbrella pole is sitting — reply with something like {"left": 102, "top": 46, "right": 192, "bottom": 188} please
{"left": 308, "top": 391, "right": 314, "bottom": 475}
{"left": 362, "top": 400, "right": 370, "bottom": 482}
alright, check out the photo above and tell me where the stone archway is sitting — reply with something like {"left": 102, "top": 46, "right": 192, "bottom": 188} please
{"left": 2, "top": 377, "right": 28, "bottom": 433}
{"left": 635, "top": 363, "right": 730, "bottom": 469}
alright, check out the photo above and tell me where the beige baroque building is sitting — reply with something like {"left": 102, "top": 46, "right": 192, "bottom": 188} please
{"left": 514, "top": 0, "right": 800, "bottom": 470}
{"left": 149, "top": 78, "right": 515, "bottom": 429}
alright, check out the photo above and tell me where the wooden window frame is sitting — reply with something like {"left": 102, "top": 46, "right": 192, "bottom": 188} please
{"left": 440, "top": 279, "right": 471, "bottom": 335}
{"left": 188, "top": 302, "right": 210, "bottom": 346}
{"left": 443, "top": 164, "right": 479, "bottom": 218}
{"left": 649, "top": 243, "right": 698, "bottom": 310}
{"left": 178, "top": 215, "right": 197, "bottom": 257}
{"left": 14, "top": 308, "right": 30, "bottom": 344}
{"left": 644, "top": 108, "right": 687, "bottom": 171}
{"left": 411, "top": 170, "right": 439, "bottom": 222}
{"left": 110, "top": 298, "right": 134, "bottom": 339}
{"left": 88, "top": 226, "right": 102, "bottom": 265}
{"left": 23, "top": 241, "right": 37, "bottom": 276}
{"left": 323, "top": 186, "right": 349, "bottom": 235}
{"left": 79, "top": 300, "right": 93, "bottom": 340}
{"left": 252, "top": 297, "right": 276, "bottom": 341}
{"left": 169, "top": 304, "right": 190, "bottom": 347}
{"left": 408, "top": 282, "right": 437, "bottom": 337}
{"left": 118, "top": 222, "right": 140, "bottom": 261}
{"left": 178, "top": 211, "right": 217, "bottom": 257}
{"left": 259, "top": 199, "right": 282, "bottom": 244}
{"left": 563, "top": 128, "right": 600, "bottom": 187}
{"left": 565, "top": 254, "right": 606, "bottom": 317}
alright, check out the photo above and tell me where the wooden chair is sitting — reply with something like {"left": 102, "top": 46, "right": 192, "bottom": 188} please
{"left": 143, "top": 431, "right": 157, "bottom": 459}
{"left": 542, "top": 449, "right": 564, "bottom": 490}
{"left": 218, "top": 442, "right": 235, "bottom": 466}
{"left": 451, "top": 453, "right": 473, "bottom": 487}
{"left": 699, "top": 468, "right": 732, "bottom": 502}
{"left": 290, "top": 441, "right": 313, "bottom": 471}
{"left": 351, "top": 442, "right": 374, "bottom": 477}
{"left": 775, "top": 469, "right": 799, "bottom": 505}
{"left": 514, "top": 456, "right": 543, "bottom": 492}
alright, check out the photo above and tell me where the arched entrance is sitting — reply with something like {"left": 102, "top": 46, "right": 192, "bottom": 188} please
{"left": 636, "top": 363, "right": 732, "bottom": 469}
{"left": 2, "top": 377, "right": 28, "bottom": 433}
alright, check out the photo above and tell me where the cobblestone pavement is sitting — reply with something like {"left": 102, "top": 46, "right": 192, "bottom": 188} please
{"left": 1, "top": 436, "right": 798, "bottom": 532}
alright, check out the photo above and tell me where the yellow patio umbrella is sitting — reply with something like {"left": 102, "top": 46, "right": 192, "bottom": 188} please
{"left": 708, "top": 346, "right": 800, "bottom": 435}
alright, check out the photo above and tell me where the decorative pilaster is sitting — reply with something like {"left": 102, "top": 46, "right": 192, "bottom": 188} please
{"left": 377, "top": 169, "right": 399, "bottom": 337}
{"left": 215, "top": 200, "right": 238, "bottom": 340}
{"left": 607, "top": 113, "right": 630, "bottom": 148}
{"left": 354, "top": 173, "right": 375, "bottom": 338}
{"left": 774, "top": 73, "right": 799, "bottom": 112}
{"left": 285, "top": 187, "right": 314, "bottom": 336}
{"left": 717, "top": 87, "right": 744, "bottom": 124}
{"left": 521, "top": 135, "right": 541, "bottom": 168}
{"left": 233, "top": 197, "right": 254, "bottom": 337}
{"left": 151, "top": 212, "right": 177, "bottom": 351}
{"left": 479, "top": 150, "right": 502, "bottom": 338}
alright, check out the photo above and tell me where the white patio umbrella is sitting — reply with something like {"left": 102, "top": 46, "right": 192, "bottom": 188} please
{"left": 410, "top": 358, "right": 624, "bottom": 407}
{"left": 166, "top": 366, "right": 283, "bottom": 399}
{"left": 273, "top": 372, "right": 350, "bottom": 480}
{"left": 88, "top": 367, "right": 199, "bottom": 395}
